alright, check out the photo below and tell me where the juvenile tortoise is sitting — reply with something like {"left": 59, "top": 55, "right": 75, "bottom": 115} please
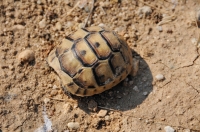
{"left": 47, "top": 26, "right": 138, "bottom": 97}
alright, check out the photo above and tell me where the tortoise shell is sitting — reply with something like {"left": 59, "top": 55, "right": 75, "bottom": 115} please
{"left": 47, "top": 26, "right": 133, "bottom": 96}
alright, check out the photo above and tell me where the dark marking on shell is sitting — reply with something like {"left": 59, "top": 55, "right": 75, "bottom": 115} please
{"left": 80, "top": 50, "right": 86, "bottom": 56}
{"left": 73, "top": 78, "right": 85, "bottom": 88}
{"left": 75, "top": 88, "right": 80, "bottom": 94}
{"left": 94, "top": 42, "right": 100, "bottom": 48}
{"left": 78, "top": 69, "right": 83, "bottom": 74}
{"left": 67, "top": 82, "right": 74, "bottom": 87}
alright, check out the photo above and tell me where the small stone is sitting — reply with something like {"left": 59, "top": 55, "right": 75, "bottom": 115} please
{"left": 129, "top": 80, "right": 134, "bottom": 85}
{"left": 17, "top": 49, "right": 35, "bottom": 63}
{"left": 78, "top": 23, "right": 84, "bottom": 28}
{"left": 155, "top": 74, "right": 165, "bottom": 81}
{"left": 191, "top": 38, "right": 197, "bottom": 45}
{"left": 65, "top": 21, "right": 73, "bottom": 28}
{"left": 37, "top": 0, "right": 42, "bottom": 4}
{"left": 55, "top": 22, "right": 62, "bottom": 30}
{"left": 124, "top": 34, "right": 129, "bottom": 38}
{"left": 105, "top": 115, "right": 110, "bottom": 121}
{"left": 78, "top": 0, "right": 87, "bottom": 9}
{"left": 63, "top": 103, "right": 72, "bottom": 113}
{"left": 44, "top": 98, "right": 50, "bottom": 104}
{"left": 157, "top": 26, "right": 163, "bottom": 32}
{"left": 12, "top": 25, "right": 25, "bottom": 30}
{"left": 67, "top": 122, "right": 80, "bottom": 130}
{"left": 52, "top": 85, "right": 58, "bottom": 89}
{"left": 97, "top": 110, "right": 108, "bottom": 117}
{"left": 48, "top": 84, "right": 52, "bottom": 88}
{"left": 88, "top": 100, "right": 98, "bottom": 112}
{"left": 8, "top": 65, "right": 14, "bottom": 71}
{"left": 98, "top": 23, "right": 105, "bottom": 27}
{"left": 73, "top": 103, "right": 78, "bottom": 109}
{"left": 114, "top": 126, "right": 120, "bottom": 132}
{"left": 143, "top": 91, "right": 148, "bottom": 96}
{"left": 164, "top": 126, "right": 175, "bottom": 132}
{"left": 39, "top": 19, "right": 46, "bottom": 28}
{"left": 133, "top": 86, "right": 139, "bottom": 92}
{"left": 137, "top": 6, "right": 152, "bottom": 17}
{"left": 50, "top": 90, "right": 58, "bottom": 96}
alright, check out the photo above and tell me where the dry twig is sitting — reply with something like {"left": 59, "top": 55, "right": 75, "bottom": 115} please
{"left": 83, "top": 0, "right": 95, "bottom": 28}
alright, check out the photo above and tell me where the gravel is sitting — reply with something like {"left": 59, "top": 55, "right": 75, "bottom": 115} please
{"left": 67, "top": 122, "right": 80, "bottom": 130}
{"left": 155, "top": 74, "right": 165, "bottom": 81}
{"left": 97, "top": 110, "right": 108, "bottom": 117}
{"left": 39, "top": 19, "right": 46, "bottom": 28}
{"left": 88, "top": 100, "right": 98, "bottom": 112}
{"left": 164, "top": 126, "right": 175, "bottom": 132}
{"left": 17, "top": 49, "right": 35, "bottom": 63}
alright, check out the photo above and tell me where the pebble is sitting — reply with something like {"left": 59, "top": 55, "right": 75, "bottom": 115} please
{"left": 137, "top": 6, "right": 152, "bottom": 17}
{"left": 55, "top": 22, "right": 62, "bottom": 30}
{"left": 97, "top": 110, "right": 108, "bottom": 117}
{"left": 88, "top": 100, "right": 98, "bottom": 112}
{"left": 63, "top": 103, "right": 72, "bottom": 113}
{"left": 78, "top": 0, "right": 87, "bottom": 9}
{"left": 129, "top": 80, "right": 134, "bottom": 85}
{"left": 17, "top": 49, "right": 35, "bottom": 63}
{"left": 164, "top": 126, "right": 175, "bottom": 132}
{"left": 44, "top": 98, "right": 50, "bottom": 104}
{"left": 50, "top": 90, "right": 58, "bottom": 96}
{"left": 143, "top": 91, "right": 148, "bottom": 96}
{"left": 37, "top": 0, "right": 42, "bottom": 4}
{"left": 39, "top": 19, "right": 46, "bottom": 28}
{"left": 12, "top": 25, "right": 25, "bottom": 30}
{"left": 67, "top": 122, "right": 80, "bottom": 130}
{"left": 157, "top": 26, "right": 163, "bottom": 32}
{"left": 133, "top": 86, "right": 139, "bottom": 92}
{"left": 105, "top": 115, "right": 110, "bottom": 121}
{"left": 191, "top": 38, "right": 197, "bottom": 45}
{"left": 52, "top": 85, "right": 58, "bottom": 89}
{"left": 155, "top": 74, "right": 165, "bottom": 81}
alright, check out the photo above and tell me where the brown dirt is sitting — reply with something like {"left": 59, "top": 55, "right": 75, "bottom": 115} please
{"left": 1, "top": 0, "right": 200, "bottom": 132}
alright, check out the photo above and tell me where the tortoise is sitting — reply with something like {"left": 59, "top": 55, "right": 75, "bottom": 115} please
{"left": 47, "top": 26, "right": 138, "bottom": 97}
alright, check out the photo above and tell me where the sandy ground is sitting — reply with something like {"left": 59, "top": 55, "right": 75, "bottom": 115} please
{"left": 1, "top": 0, "right": 200, "bottom": 132}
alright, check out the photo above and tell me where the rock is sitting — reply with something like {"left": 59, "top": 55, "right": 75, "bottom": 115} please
{"left": 137, "top": 6, "right": 152, "bottom": 18}
{"left": 157, "top": 26, "right": 163, "bottom": 32}
{"left": 143, "top": 91, "right": 148, "bottom": 96}
{"left": 50, "top": 90, "right": 58, "bottom": 96}
{"left": 133, "top": 86, "right": 139, "bottom": 92}
{"left": 97, "top": 110, "right": 108, "bottom": 117}
{"left": 67, "top": 122, "right": 80, "bottom": 130}
{"left": 55, "top": 22, "right": 62, "bottom": 30}
{"left": 164, "top": 126, "right": 175, "bottom": 132}
{"left": 37, "top": 0, "right": 42, "bottom": 4}
{"left": 191, "top": 38, "right": 197, "bottom": 45}
{"left": 63, "top": 103, "right": 72, "bottom": 113}
{"left": 129, "top": 80, "right": 134, "bottom": 85}
{"left": 39, "top": 19, "right": 46, "bottom": 28}
{"left": 88, "top": 100, "right": 98, "bottom": 112}
{"left": 155, "top": 74, "right": 165, "bottom": 81}
{"left": 105, "top": 115, "right": 110, "bottom": 121}
{"left": 17, "top": 49, "right": 35, "bottom": 63}
{"left": 52, "top": 85, "right": 58, "bottom": 89}
{"left": 13, "top": 25, "right": 25, "bottom": 30}
{"left": 78, "top": 0, "right": 87, "bottom": 9}
{"left": 44, "top": 98, "right": 50, "bottom": 104}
